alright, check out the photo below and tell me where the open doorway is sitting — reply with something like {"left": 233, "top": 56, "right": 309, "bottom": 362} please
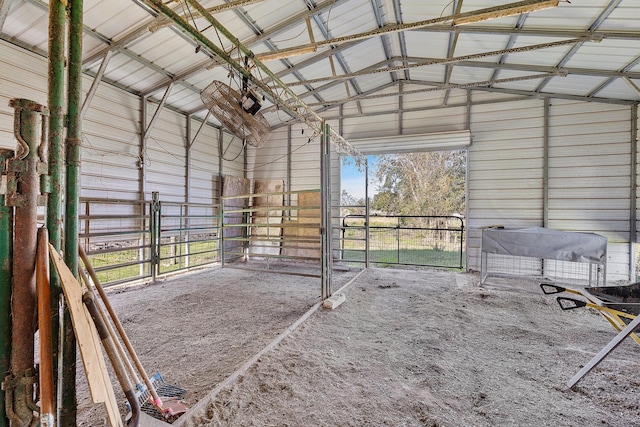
{"left": 339, "top": 149, "right": 466, "bottom": 269}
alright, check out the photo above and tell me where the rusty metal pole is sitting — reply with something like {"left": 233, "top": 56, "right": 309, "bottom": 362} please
{"left": 4, "top": 98, "right": 46, "bottom": 427}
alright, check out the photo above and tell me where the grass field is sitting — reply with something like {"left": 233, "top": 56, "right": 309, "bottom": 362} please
{"left": 341, "top": 248, "right": 465, "bottom": 269}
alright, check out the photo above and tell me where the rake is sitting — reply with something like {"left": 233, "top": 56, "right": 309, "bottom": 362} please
{"left": 79, "top": 245, "right": 188, "bottom": 422}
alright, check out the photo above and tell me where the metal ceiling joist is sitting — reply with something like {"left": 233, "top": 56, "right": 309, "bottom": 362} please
{"left": 535, "top": 0, "right": 622, "bottom": 93}
{"left": 80, "top": 50, "right": 114, "bottom": 120}
{"left": 256, "top": 0, "right": 560, "bottom": 61}
{"left": 391, "top": 0, "right": 409, "bottom": 81}
{"left": 587, "top": 55, "right": 640, "bottom": 98}
{"left": 303, "top": 72, "right": 561, "bottom": 107}
{"left": 416, "top": 25, "right": 640, "bottom": 41}
{"left": 625, "top": 78, "right": 640, "bottom": 97}
{"left": 0, "top": 0, "right": 17, "bottom": 31}
{"left": 285, "top": 37, "right": 584, "bottom": 87}
{"left": 442, "top": 0, "right": 464, "bottom": 105}
{"left": 144, "top": 83, "right": 173, "bottom": 140}
{"left": 489, "top": 13, "right": 528, "bottom": 86}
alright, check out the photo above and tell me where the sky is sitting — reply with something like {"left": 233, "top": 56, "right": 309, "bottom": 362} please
{"left": 341, "top": 155, "right": 379, "bottom": 200}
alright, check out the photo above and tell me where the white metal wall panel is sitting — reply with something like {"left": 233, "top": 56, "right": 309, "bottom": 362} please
{"left": 0, "top": 40, "right": 143, "bottom": 201}
{"left": 145, "top": 104, "right": 186, "bottom": 203}
{"left": 350, "top": 130, "right": 471, "bottom": 155}
{"left": 403, "top": 106, "right": 468, "bottom": 135}
{"left": 247, "top": 127, "right": 288, "bottom": 183}
{"left": 220, "top": 131, "right": 245, "bottom": 178}
{"left": 467, "top": 99, "right": 545, "bottom": 271}
{"left": 290, "top": 131, "right": 321, "bottom": 192}
{"left": 0, "top": 40, "right": 48, "bottom": 149}
{"left": 81, "top": 76, "right": 141, "bottom": 200}
{"left": 341, "top": 114, "right": 400, "bottom": 140}
{"left": 188, "top": 118, "right": 221, "bottom": 205}
{"left": 548, "top": 100, "right": 632, "bottom": 281}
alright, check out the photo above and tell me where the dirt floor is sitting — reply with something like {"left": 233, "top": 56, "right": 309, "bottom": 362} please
{"left": 77, "top": 264, "right": 640, "bottom": 427}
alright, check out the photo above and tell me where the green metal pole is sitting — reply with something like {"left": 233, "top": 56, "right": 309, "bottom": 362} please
{"left": 47, "top": 0, "right": 66, "bottom": 420}
{"left": 61, "top": 0, "right": 83, "bottom": 425}
{"left": 0, "top": 149, "right": 14, "bottom": 427}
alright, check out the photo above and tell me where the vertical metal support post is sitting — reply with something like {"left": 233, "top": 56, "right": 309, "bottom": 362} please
{"left": 5, "top": 99, "right": 46, "bottom": 427}
{"left": 150, "top": 191, "right": 160, "bottom": 281}
{"left": 543, "top": 97, "right": 550, "bottom": 228}
{"left": 464, "top": 89, "right": 471, "bottom": 271}
{"left": 0, "top": 149, "right": 14, "bottom": 427}
{"left": 629, "top": 103, "right": 637, "bottom": 281}
{"left": 365, "top": 158, "right": 370, "bottom": 268}
{"left": 397, "top": 217, "right": 400, "bottom": 264}
{"left": 46, "top": 2, "right": 66, "bottom": 420}
{"left": 61, "top": 1, "right": 84, "bottom": 423}
{"left": 320, "top": 121, "right": 333, "bottom": 300}
{"left": 218, "top": 128, "right": 224, "bottom": 265}
{"left": 185, "top": 116, "right": 191, "bottom": 269}
{"left": 287, "top": 125, "right": 292, "bottom": 218}
{"left": 139, "top": 98, "right": 148, "bottom": 278}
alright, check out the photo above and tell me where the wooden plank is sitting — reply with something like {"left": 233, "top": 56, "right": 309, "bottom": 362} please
{"left": 48, "top": 244, "right": 123, "bottom": 427}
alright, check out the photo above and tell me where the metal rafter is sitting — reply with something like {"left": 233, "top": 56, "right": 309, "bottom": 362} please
{"left": 225, "top": 0, "right": 327, "bottom": 106}
{"left": 489, "top": 13, "right": 528, "bottom": 86}
{"left": 392, "top": 0, "right": 409, "bottom": 81}
{"left": 442, "top": 0, "right": 464, "bottom": 105}
{"left": 535, "top": 0, "right": 623, "bottom": 93}
{"left": 587, "top": 56, "right": 640, "bottom": 98}
{"left": 308, "top": 0, "right": 365, "bottom": 114}
{"left": 284, "top": 37, "right": 585, "bottom": 87}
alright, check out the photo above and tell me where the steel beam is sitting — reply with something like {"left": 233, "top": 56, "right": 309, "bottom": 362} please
{"left": 80, "top": 50, "right": 113, "bottom": 120}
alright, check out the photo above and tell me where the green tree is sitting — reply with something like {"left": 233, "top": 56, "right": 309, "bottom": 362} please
{"left": 374, "top": 150, "right": 465, "bottom": 216}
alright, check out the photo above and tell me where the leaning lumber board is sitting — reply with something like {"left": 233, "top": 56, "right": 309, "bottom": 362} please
{"left": 49, "top": 244, "right": 123, "bottom": 427}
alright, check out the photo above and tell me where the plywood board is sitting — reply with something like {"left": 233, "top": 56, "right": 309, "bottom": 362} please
{"left": 222, "top": 176, "right": 250, "bottom": 259}
{"left": 49, "top": 245, "right": 123, "bottom": 427}
{"left": 251, "top": 180, "right": 284, "bottom": 256}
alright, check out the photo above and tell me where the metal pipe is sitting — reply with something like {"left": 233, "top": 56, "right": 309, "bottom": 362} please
{"left": 7, "top": 98, "right": 45, "bottom": 427}
{"left": 61, "top": 0, "right": 84, "bottom": 424}
{"left": 320, "top": 121, "right": 332, "bottom": 300}
{"left": 46, "top": 2, "right": 66, "bottom": 423}
{"left": 0, "top": 148, "right": 14, "bottom": 427}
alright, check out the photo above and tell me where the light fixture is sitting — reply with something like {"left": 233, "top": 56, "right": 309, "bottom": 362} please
{"left": 453, "top": 0, "right": 559, "bottom": 26}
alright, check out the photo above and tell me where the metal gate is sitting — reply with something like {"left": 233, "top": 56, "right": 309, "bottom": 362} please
{"left": 340, "top": 215, "right": 465, "bottom": 269}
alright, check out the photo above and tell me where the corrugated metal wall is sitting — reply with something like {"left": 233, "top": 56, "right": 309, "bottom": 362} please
{"left": 467, "top": 97, "right": 634, "bottom": 282}
{"left": 81, "top": 79, "right": 140, "bottom": 200}
{"left": 144, "top": 104, "right": 187, "bottom": 203}
{"left": 547, "top": 100, "right": 632, "bottom": 281}
{"left": 188, "top": 117, "right": 220, "bottom": 205}
{"left": 467, "top": 98, "right": 545, "bottom": 270}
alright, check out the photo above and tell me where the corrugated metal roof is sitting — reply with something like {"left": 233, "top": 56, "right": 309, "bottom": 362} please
{"left": 1, "top": 0, "right": 639, "bottom": 133}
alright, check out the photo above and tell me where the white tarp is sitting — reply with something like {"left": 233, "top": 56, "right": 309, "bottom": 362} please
{"left": 481, "top": 227, "right": 607, "bottom": 264}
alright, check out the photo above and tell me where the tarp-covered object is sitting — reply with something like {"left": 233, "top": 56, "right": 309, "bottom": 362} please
{"left": 481, "top": 227, "right": 607, "bottom": 264}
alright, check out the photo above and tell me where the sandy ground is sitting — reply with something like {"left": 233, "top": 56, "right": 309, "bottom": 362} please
{"left": 77, "top": 265, "right": 640, "bottom": 427}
